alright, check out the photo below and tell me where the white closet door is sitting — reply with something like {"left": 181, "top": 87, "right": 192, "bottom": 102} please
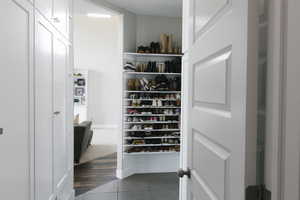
{"left": 35, "top": 14, "right": 54, "bottom": 200}
{"left": 0, "top": 0, "right": 33, "bottom": 199}
{"left": 53, "top": 38, "right": 68, "bottom": 193}
{"left": 35, "top": 0, "right": 52, "bottom": 20}
{"left": 53, "top": 0, "right": 69, "bottom": 36}
{"left": 182, "top": 0, "right": 258, "bottom": 199}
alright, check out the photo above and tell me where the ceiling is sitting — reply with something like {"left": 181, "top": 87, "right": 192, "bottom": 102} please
{"left": 104, "top": 0, "right": 182, "bottom": 17}
{"left": 75, "top": 0, "right": 117, "bottom": 16}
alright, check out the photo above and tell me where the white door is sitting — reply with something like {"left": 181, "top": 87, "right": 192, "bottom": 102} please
{"left": 35, "top": 0, "right": 52, "bottom": 20}
{"left": 182, "top": 0, "right": 258, "bottom": 200}
{"left": 53, "top": 37, "right": 70, "bottom": 197}
{"left": 35, "top": 14, "right": 55, "bottom": 200}
{"left": 0, "top": 0, "right": 33, "bottom": 199}
{"left": 53, "top": 0, "right": 69, "bottom": 35}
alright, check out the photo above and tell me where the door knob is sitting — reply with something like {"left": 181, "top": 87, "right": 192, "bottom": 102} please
{"left": 177, "top": 168, "right": 191, "bottom": 178}
{"left": 53, "top": 111, "right": 61, "bottom": 115}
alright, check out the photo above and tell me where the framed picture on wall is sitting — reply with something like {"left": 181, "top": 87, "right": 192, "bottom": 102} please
{"left": 75, "top": 87, "right": 85, "bottom": 96}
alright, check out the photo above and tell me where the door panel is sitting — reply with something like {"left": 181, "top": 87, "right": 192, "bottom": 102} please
{"left": 35, "top": 16, "right": 54, "bottom": 200}
{"left": 0, "top": 0, "right": 33, "bottom": 199}
{"left": 184, "top": 0, "right": 258, "bottom": 199}
{"left": 193, "top": 0, "right": 231, "bottom": 39}
{"left": 53, "top": 38, "right": 68, "bottom": 191}
{"left": 53, "top": 0, "right": 68, "bottom": 35}
{"left": 35, "top": 0, "right": 52, "bottom": 20}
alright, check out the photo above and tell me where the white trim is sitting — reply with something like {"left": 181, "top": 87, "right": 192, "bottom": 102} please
{"left": 92, "top": 124, "right": 119, "bottom": 130}
{"left": 67, "top": 190, "right": 75, "bottom": 200}
{"left": 280, "top": 0, "right": 300, "bottom": 199}
{"left": 265, "top": 0, "right": 285, "bottom": 199}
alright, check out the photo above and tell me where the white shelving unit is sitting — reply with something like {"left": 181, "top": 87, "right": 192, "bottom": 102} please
{"left": 124, "top": 52, "right": 183, "bottom": 57}
{"left": 122, "top": 52, "right": 183, "bottom": 176}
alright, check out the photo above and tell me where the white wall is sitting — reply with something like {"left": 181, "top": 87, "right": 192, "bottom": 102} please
{"left": 136, "top": 15, "right": 182, "bottom": 49}
{"left": 90, "top": 0, "right": 137, "bottom": 52}
{"left": 74, "top": 15, "right": 122, "bottom": 148}
{"left": 74, "top": 15, "right": 121, "bottom": 125}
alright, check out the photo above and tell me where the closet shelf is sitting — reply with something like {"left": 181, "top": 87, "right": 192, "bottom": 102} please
{"left": 124, "top": 144, "right": 180, "bottom": 147}
{"left": 124, "top": 151, "right": 180, "bottom": 155}
{"left": 124, "top": 136, "right": 180, "bottom": 139}
{"left": 125, "top": 106, "right": 181, "bottom": 109}
{"left": 124, "top": 129, "right": 180, "bottom": 132}
{"left": 124, "top": 121, "right": 180, "bottom": 124}
{"left": 124, "top": 72, "right": 181, "bottom": 75}
{"left": 125, "top": 114, "right": 180, "bottom": 117}
{"left": 124, "top": 52, "right": 183, "bottom": 57}
{"left": 125, "top": 99, "right": 178, "bottom": 101}
{"left": 125, "top": 90, "right": 181, "bottom": 94}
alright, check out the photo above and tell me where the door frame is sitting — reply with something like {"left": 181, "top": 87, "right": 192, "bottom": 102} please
{"left": 266, "top": 0, "right": 300, "bottom": 199}
{"left": 72, "top": 0, "right": 125, "bottom": 179}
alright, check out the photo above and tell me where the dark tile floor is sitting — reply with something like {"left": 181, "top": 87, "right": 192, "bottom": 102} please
{"left": 75, "top": 173, "right": 179, "bottom": 200}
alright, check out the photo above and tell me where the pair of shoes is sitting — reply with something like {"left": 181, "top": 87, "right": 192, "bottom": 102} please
{"left": 131, "top": 99, "right": 141, "bottom": 106}
{"left": 137, "top": 46, "right": 151, "bottom": 53}
{"left": 145, "top": 61, "right": 157, "bottom": 72}
{"left": 150, "top": 42, "right": 160, "bottom": 53}
{"left": 152, "top": 99, "right": 162, "bottom": 107}
{"left": 124, "top": 62, "right": 136, "bottom": 71}
{"left": 140, "top": 77, "right": 150, "bottom": 91}
{"left": 131, "top": 125, "right": 142, "bottom": 130}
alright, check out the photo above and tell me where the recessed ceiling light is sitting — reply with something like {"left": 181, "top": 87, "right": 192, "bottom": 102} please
{"left": 87, "top": 13, "right": 112, "bottom": 18}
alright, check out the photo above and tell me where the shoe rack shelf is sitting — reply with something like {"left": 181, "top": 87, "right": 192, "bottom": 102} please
{"left": 125, "top": 106, "right": 181, "bottom": 109}
{"left": 124, "top": 90, "right": 181, "bottom": 93}
{"left": 124, "top": 114, "right": 179, "bottom": 117}
{"left": 124, "top": 129, "right": 180, "bottom": 132}
{"left": 122, "top": 52, "right": 182, "bottom": 156}
{"left": 121, "top": 52, "right": 182, "bottom": 175}
{"left": 124, "top": 72, "right": 181, "bottom": 75}
{"left": 123, "top": 152, "right": 179, "bottom": 156}
{"left": 125, "top": 121, "right": 180, "bottom": 124}
{"left": 124, "top": 52, "right": 183, "bottom": 57}
{"left": 124, "top": 136, "right": 180, "bottom": 139}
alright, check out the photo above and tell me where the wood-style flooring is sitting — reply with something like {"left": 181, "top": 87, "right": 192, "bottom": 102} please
{"left": 74, "top": 153, "right": 117, "bottom": 196}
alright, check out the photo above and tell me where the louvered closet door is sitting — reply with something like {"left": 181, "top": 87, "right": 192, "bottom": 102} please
{"left": 0, "top": 0, "right": 33, "bottom": 199}
{"left": 35, "top": 14, "right": 55, "bottom": 200}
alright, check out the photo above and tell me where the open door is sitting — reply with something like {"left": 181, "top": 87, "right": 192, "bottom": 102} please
{"left": 180, "top": 0, "right": 258, "bottom": 199}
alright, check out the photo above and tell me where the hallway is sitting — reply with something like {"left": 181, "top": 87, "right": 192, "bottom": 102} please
{"left": 75, "top": 173, "right": 179, "bottom": 200}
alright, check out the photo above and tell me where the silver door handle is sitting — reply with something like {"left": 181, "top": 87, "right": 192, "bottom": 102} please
{"left": 0, "top": 128, "right": 3, "bottom": 135}
{"left": 53, "top": 111, "right": 61, "bottom": 115}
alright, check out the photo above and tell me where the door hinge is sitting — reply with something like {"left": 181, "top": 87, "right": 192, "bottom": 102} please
{"left": 246, "top": 185, "right": 271, "bottom": 200}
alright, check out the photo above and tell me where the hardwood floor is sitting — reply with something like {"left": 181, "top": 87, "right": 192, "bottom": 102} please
{"left": 74, "top": 153, "right": 117, "bottom": 196}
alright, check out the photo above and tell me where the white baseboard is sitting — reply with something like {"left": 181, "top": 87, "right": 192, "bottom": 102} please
{"left": 92, "top": 124, "right": 118, "bottom": 130}
{"left": 117, "top": 168, "right": 135, "bottom": 179}
{"left": 67, "top": 189, "right": 75, "bottom": 200}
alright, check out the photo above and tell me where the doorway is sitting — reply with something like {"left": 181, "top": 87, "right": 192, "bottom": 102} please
{"left": 72, "top": 0, "right": 122, "bottom": 196}
{"left": 72, "top": 0, "right": 269, "bottom": 200}
{"left": 72, "top": 0, "right": 183, "bottom": 199}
